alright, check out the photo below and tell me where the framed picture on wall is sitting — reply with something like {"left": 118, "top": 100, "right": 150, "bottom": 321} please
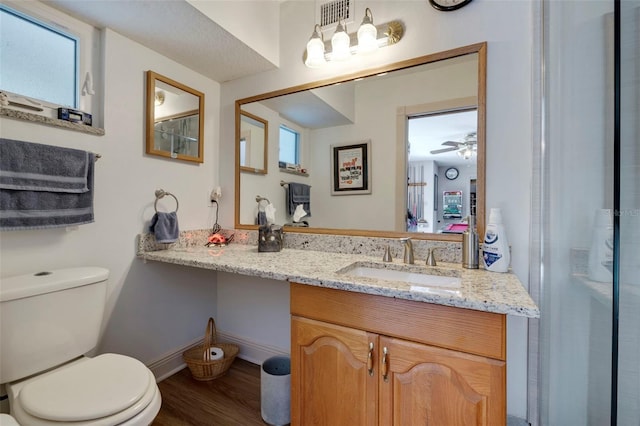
{"left": 331, "top": 140, "right": 371, "bottom": 195}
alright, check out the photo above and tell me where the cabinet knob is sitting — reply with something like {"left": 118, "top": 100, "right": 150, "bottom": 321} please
{"left": 382, "top": 347, "right": 389, "bottom": 382}
{"left": 367, "top": 342, "right": 374, "bottom": 376}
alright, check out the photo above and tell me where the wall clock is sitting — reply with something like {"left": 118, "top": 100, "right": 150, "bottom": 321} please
{"left": 445, "top": 167, "right": 459, "bottom": 180}
{"left": 429, "top": 0, "right": 473, "bottom": 12}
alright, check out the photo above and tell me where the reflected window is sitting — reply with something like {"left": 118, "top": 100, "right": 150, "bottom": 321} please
{"left": 279, "top": 126, "right": 299, "bottom": 164}
{"left": 0, "top": 5, "right": 78, "bottom": 107}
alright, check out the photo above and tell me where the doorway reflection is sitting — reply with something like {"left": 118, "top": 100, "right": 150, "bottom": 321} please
{"left": 406, "top": 108, "right": 477, "bottom": 234}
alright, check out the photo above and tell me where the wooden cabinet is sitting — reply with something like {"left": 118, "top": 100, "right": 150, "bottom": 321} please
{"left": 291, "top": 283, "right": 506, "bottom": 426}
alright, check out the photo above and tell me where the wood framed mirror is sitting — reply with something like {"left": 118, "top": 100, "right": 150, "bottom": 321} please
{"left": 146, "top": 71, "right": 204, "bottom": 163}
{"left": 235, "top": 42, "right": 486, "bottom": 241}
{"left": 239, "top": 110, "right": 268, "bottom": 174}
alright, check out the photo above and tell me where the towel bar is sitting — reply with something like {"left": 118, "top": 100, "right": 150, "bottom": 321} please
{"left": 280, "top": 180, "right": 311, "bottom": 187}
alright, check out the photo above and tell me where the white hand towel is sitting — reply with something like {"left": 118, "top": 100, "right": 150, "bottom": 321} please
{"left": 293, "top": 204, "right": 307, "bottom": 222}
{"left": 265, "top": 203, "right": 276, "bottom": 224}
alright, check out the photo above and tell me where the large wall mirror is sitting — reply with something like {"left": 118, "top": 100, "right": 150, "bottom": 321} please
{"left": 146, "top": 71, "right": 204, "bottom": 163}
{"left": 235, "top": 42, "right": 486, "bottom": 241}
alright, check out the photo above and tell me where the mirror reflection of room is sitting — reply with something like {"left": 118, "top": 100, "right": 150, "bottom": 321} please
{"left": 239, "top": 111, "right": 268, "bottom": 174}
{"left": 236, "top": 48, "right": 483, "bottom": 237}
{"left": 154, "top": 82, "right": 199, "bottom": 157}
{"left": 146, "top": 70, "right": 204, "bottom": 163}
{"left": 406, "top": 108, "right": 477, "bottom": 234}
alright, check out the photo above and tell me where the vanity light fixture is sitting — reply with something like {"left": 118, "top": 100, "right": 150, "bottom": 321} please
{"left": 304, "top": 24, "right": 326, "bottom": 68}
{"left": 303, "top": 8, "right": 404, "bottom": 68}
{"left": 331, "top": 18, "right": 351, "bottom": 61}
{"left": 356, "top": 8, "right": 378, "bottom": 54}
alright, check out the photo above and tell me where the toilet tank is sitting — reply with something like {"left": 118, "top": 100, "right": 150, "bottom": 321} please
{"left": 0, "top": 267, "right": 109, "bottom": 384}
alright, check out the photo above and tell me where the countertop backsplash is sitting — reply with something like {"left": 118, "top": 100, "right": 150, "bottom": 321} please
{"left": 138, "top": 228, "right": 462, "bottom": 264}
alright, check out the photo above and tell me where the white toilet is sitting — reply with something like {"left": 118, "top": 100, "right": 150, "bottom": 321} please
{"left": 0, "top": 267, "right": 161, "bottom": 425}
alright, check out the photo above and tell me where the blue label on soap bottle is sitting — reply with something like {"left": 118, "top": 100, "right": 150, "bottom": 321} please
{"left": 483, "top": 251, "right": 502, "bottom": 267}
{"left": 485, "top": 230, "right": 498, "bottom": 245}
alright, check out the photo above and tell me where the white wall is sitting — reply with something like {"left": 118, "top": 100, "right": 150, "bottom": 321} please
{"left": 221, "top": 0, "right": 535, "bottom": 418}
{"left": 0, "top": 28, "right": 220, "bottom": 367}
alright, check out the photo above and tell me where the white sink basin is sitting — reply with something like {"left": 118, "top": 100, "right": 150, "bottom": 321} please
{"left": 339, "top": 263, "right": 462, "bottom": 291}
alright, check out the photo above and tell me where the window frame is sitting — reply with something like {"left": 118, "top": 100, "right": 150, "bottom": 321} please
{"left": 0, "top": 1, "right": 100, "bottom": 122}
{"left": 1, "top": 3, "right": 80, "bottom": 108}
{"left": 279, "top": 124, "right": 300, "bottom": 165}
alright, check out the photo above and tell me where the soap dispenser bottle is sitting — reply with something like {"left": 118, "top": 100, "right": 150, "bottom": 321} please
{"left": 482, "top": 208, "right": 511, "bottom": 273}
{"left": 462, "top": 216, "right": 479, "bottom": 269}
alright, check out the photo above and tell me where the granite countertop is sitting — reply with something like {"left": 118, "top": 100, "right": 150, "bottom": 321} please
{"left": 139, "top": 243, "right": 539, "bottom": 318}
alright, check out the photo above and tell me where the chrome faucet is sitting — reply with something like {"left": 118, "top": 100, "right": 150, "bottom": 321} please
{"left": 400, "top": 237, "right": 414, "bottom": 264}
{"left": 426, "top": 248, "right": 437, "bottom": 266}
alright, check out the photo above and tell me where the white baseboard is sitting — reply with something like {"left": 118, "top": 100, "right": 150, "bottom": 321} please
{"left": 147, "top": 331, "right": 289, "bottom": 382}
{"left": 146, "top": 336, "right": 202, "bottom": 382}
{"left": 217, "top": 330, "right": 289, "bottom": 366}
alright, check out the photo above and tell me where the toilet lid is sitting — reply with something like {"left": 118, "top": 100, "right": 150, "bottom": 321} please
{"left": 19, "top": 354, "right": 150, "bottom": 422}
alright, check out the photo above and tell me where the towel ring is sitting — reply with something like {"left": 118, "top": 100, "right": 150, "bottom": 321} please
{"left": 154, "top": 189, "right": 179, "bottom": 213}
{"left": 255, "top": 195, "right": 270, "bottom": 212}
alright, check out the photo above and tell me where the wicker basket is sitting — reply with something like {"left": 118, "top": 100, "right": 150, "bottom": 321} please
{"left": 182, "top": 317, "right": 239, "bottom": 381}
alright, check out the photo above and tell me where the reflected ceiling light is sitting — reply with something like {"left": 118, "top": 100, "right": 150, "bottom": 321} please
{"left": 457, "top": 145, "right": 475, "bottom": 160}
{"left": 303, "top": 8, "right": 404, "bottom": 68}
{"left": 154, "top": 91, "right": 165, "bottom": 106}
{"left": 357, "top": 8, "right": 378, "bottom": 54}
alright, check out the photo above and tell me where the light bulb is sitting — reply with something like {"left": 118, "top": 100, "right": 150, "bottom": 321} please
{"left": 305, "top": 24, "right": 326, "bottom": 68}
{"left": 331, "top": 20, "right": 351, "bottom": 61}
{"left": 357, "top": 8, "right": 378, "bottom": 54}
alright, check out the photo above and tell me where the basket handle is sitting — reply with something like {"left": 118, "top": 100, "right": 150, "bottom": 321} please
{"left": 203, "top": 317, "right": 218, "bottom": 361}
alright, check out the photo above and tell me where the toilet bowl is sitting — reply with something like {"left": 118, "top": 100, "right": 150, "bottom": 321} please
{"left": 6, "top": 354, "right": 161, "bottom": 426}
{"left": 0, "top": 267, "right": 162, "bottom": 425}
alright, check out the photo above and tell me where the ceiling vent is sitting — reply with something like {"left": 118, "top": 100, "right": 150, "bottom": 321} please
{"left": 317, "top": 0, "right": 355, "bottom": 31}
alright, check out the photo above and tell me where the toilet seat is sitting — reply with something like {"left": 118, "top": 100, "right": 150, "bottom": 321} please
{"left": 8, "top": 354, "right": 161, "bottom": 426}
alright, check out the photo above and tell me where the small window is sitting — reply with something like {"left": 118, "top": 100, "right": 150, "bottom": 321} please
{"left": 239, "top": 137, "right": 247, "bottom": 166}
{"left": 0, "top": 4, "right": 79, "bottom": 108}
{"left": 279, "top": 125, "right": 300, "bottom": 165}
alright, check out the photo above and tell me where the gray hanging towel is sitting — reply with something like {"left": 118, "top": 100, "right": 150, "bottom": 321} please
{"left": 287, "top": 182, "right": 311, "bottom": 216}
{"left": 0, "top": 139, "right": 94, "bottom": 230}
{"left": 0, "top": 138, "right": 90, "bottom": 192}
{"left": 149, "top": 211, "right": 179, "bottom": 243}
{"left": 256, "top": 210, "right": 267, "bottom": 226}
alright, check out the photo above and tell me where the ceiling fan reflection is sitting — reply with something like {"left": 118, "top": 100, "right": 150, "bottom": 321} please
{"left": 430, "top": 132, "right": 477, "bottom": 157}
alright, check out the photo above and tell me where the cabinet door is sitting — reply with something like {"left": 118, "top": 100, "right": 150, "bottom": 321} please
{"left": 379, "top": 336, "right": 506, "bottom": 426}
{"left": 291, "top": 316, "right": 378, "bottom": 426}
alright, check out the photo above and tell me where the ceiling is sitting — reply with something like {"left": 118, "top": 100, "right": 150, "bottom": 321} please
{"left": 408, "top": 109, "right": 478, "bottom": 167}
{"left": 43, "top": 0, "right": 276, "bottom": 83}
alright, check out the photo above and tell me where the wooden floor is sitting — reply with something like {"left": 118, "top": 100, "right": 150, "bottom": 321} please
{"left": 152, "top": 359, "right": 266, "bottom": 426}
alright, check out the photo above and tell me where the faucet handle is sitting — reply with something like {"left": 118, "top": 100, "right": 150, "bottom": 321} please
{"left": 382, "top": 245, "right": 393, "bottom": 262}
{"left": 401, "top": 237, "right": 414, "bottom": 264}
{"left": 426, "top": 248, "right": 437, "bottom": 266}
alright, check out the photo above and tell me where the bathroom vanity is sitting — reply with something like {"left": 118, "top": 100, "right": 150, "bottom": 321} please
{"left": 291, "top": 283, "right": 506, "bottom": 425}
{"left": 138, "top": 229, "right": 538, "bottom": 425}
